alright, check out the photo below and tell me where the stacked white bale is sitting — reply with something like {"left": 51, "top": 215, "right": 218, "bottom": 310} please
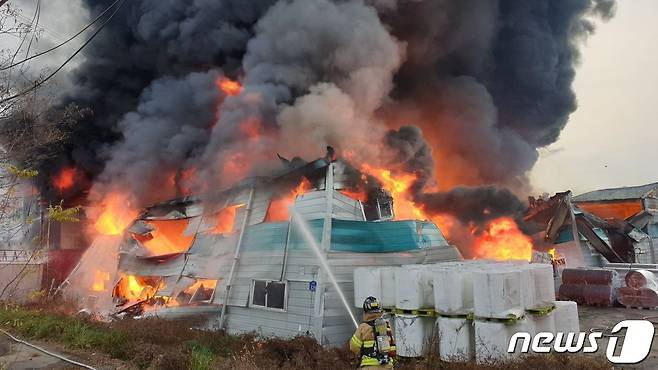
{"left": 529, "top": 312, "right": 556, "bottom": 334}
{"left": 433, "top": 261, "right": 531, "bottom": 363}
{"left": 526, "top": 263, "right": 556, "bottom": 310}
{"left": 474, "top": 318, "right": 535, "bottom": 364}
{"left": 525, "top": 263, "right": 558, "bottom": 345}
{"left": 437, "top": 316, "right": 474, "bottom": 362}
{"left": 553, "top": 300, "right": 580, "bottom": 334}
{"left": 395, "top": 265, "right": 434, "bottom": 309}
{"left": 433, "top": 263, "right": 475, "bottom": 315}
{"left": 379, "top": 267, "right": 396, "bottom": 308}
{"left": 353, "top": 267, "right": 381, "bottom": 308}
{"left": 473, "top": 266, "right": 530, "bottom": 319}
{"left": 394, "top": 314, "right": 436, "bottom": 357}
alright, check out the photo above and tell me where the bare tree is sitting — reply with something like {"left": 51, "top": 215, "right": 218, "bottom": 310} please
{"left": 0, "top": 2, "right": 87, "bottom": 302}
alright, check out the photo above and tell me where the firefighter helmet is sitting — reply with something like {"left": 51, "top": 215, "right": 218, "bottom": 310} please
{"left": 363, "top": 296, "right": 381, "bottom": 313}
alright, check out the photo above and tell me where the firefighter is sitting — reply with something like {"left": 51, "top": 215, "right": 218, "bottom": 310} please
{"left": 349, "top": 296, "right": 396, "bottom": 369}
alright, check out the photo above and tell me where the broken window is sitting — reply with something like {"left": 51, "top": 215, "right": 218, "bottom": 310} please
{"left": 250, "top": 279, "right": 287, "bottom": 311}
{"left": 172, "top": 279, "right": 218, "bottom": 304}
{"left": 130, "top": 219, "right": 195, "bottom": 256}
{"left": 363, "top": 189, "right": 394, "bottom": 221}
{"left": 113, "top": 274, "right": 164, "bottom": 304}
{"left": 209, "top": 205, "right": 244, "bottom": 234}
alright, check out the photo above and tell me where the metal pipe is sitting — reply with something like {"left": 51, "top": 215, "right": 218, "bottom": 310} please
{"left": 218, "top": 186, "right": 254, "bottom": 330}
{"left": 279, "top": 213, "right": 294, "bottom": 281}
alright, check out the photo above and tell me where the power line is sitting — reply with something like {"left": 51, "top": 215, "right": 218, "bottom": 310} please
{"left": 5, "top": 0, "right": 40, "bottom": 94}
{"left": 15, "top": 13, "right": 67, "bottom": 42}
{"left": 23, "top": 0, "right": 42, "bottom": 60}
{"left": 1, "top": 0, "right": 122, "bottom": 71}
{"left": 0, "top": 0, "right": 127, "bottom": 105}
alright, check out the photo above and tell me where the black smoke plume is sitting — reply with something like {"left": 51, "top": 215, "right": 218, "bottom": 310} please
{"left": 20, "top": 0, "right": 616, "bottom": 228}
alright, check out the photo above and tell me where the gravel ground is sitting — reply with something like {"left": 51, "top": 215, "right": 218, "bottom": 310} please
{"left": 578, "top": 305, "right": 658, "bottom": 369}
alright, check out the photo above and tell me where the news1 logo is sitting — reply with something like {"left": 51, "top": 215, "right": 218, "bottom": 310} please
{"left": 508, "top": 320, "right": 655, "bottom": 364}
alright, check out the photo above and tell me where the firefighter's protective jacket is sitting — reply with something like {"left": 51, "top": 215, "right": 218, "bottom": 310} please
{"left": 349, "top": 313, "right": 396, "bottom": 368}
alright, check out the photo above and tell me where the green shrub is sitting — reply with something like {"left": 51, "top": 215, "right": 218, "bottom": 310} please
{"left": 190, "top": 343, "right": 215, "bottom": 370}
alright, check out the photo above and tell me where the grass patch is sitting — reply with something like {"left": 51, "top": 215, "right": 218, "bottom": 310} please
{"left": 0, "top": 305, "right": 132, "bottom": 360}
{"left": 190, "top": 343, "right": 216, "bottom": 370}
{"left": 0, "top": 304, "right": 611, "bottom": 370}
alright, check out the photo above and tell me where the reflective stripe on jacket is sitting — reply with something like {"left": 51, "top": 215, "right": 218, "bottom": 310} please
{"left": 349, "top": 321, "right": 395, "bottom": 368}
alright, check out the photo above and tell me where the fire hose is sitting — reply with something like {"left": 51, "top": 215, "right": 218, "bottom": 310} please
{"left": 0, "top": 329, "right": 97, "bottom": 370}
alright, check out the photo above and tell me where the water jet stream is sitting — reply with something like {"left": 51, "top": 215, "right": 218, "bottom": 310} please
{"left": 290, "top": 208, "right": 359, "bottom": 329}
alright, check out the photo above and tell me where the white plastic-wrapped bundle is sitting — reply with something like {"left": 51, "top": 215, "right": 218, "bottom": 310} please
{"left": 395, "top": 266, "right": 434, "bottom": 309}
{"left": 379, "top": 267, "right": 396, "bottom": 308}
{"left": 527, "top": 263, "right": 556, "bottom": 309}
{"left": 529, "top": 312, "right": 556, "bottom": 334}
{"left": 473, "top": 266, "right": 531, "bottom": 319}
{"left": 394, "top": 314, "right": 435, "bottom": 357}
{"left": 474, "top": 318, "right": 534, "bottom": 364}
{"left": 625, "top": 269, "right": 658, "bottom": 290}
{"left": 353, "top": 267, "right": 381, "bottom": 308}
{"left": 553, "top": 300, "right": 580, "bottom": 334}
{"left": 437, "top": 316, "right": 474, "bottom": 362}
{"left": 433, "top": 265, "right": 475, "bottom": 314}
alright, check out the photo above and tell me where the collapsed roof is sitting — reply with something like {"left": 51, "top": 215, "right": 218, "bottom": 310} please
{"left": 525, "top": 191, "right": 650, "bottom": 263}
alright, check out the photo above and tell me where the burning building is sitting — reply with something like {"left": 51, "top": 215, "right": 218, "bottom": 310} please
{"left": 0, "top": 0, "right": 622, "bottom": 347}
{"left": 573, "top": 182, "right": 658, "bottom": 263}
{"left": 70, "top": 157, "right": 460, "bottom": 345}
{"left": 525, "top": 182, "right": 658, "bottom": 268}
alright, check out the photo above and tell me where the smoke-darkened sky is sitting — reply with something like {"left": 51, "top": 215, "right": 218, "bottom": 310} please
{"left": 2, "top": 0, "right": 655, "bottom": 199}
{"left": 530, "top": 0, "right": 658, "bottom": 195}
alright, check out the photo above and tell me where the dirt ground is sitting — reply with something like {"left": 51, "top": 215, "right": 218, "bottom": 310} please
{"left": 0, "top": 335, "right": 129, "bottom": 370}
{"left": 578, "top": 305, "right": 658, "bottom": 369}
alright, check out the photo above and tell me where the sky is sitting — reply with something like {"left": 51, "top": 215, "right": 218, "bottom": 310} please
{"left": 529, "top": 0, "right": 658, "bottom": 195}
{"left": 0, "top": 0, "right": 88, "bottom": 91}
{"left": 2, "top": 0, "right": 656, "bottom": 197}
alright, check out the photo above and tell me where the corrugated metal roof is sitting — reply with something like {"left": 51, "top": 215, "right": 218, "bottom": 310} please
{"left": 574, "top": 182, "right": 658, "bottom": 202}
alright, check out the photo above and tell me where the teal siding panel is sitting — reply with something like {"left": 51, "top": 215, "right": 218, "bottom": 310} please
{"left": 239, "top": 219, "right": 448, "bottom": 253}
{"left": 330, "top": 219, "right": 446, "bottom": 252}
{"left": 240, "top": 220, "right": 324, "bottom": 252}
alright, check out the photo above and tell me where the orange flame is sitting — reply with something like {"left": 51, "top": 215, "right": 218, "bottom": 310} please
{"left": 473, "top": 217, "right": 532, "bottom": 261}
{"left": 366, "top": 166, "right": 423, "bottom": 220}
{"left": 114, "top": 274, "right": 161, "bottom": 302}
{"left": 94, "top": 193, "right": 139, "bottom": 236}
{"left": 53, "top": 167, "right": 77, "bottom": 193}
{"left": 167, "top": 167, "right": 197, "bottom": 196}
{"left": 221, "top": 152, "right": 253, "bottom": 186}
{"left": 339, "top": 189, "right": 368, "bottom": 202}
{"left": 136, "top": 219, "right": 195, "bottom": 256}
{"left": 210, "top": 204, "right": 244, "bottom": 234}
{"left": 91, "top": 270, "right": 110, "bottom": 292}
{"left": 217, "top": 77, "right": 242, "bottom": 96}
{"left": 265, "top": 178, "right": 313, "bottom": 222}
{"left": 360, "top": 165, "right": 454, "bottom": 237}
{"left": 240, "top": 117, "right": 262, "bottom": 140}
{"left": 184, "top": 279, "right": 217, "bottom": 295}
